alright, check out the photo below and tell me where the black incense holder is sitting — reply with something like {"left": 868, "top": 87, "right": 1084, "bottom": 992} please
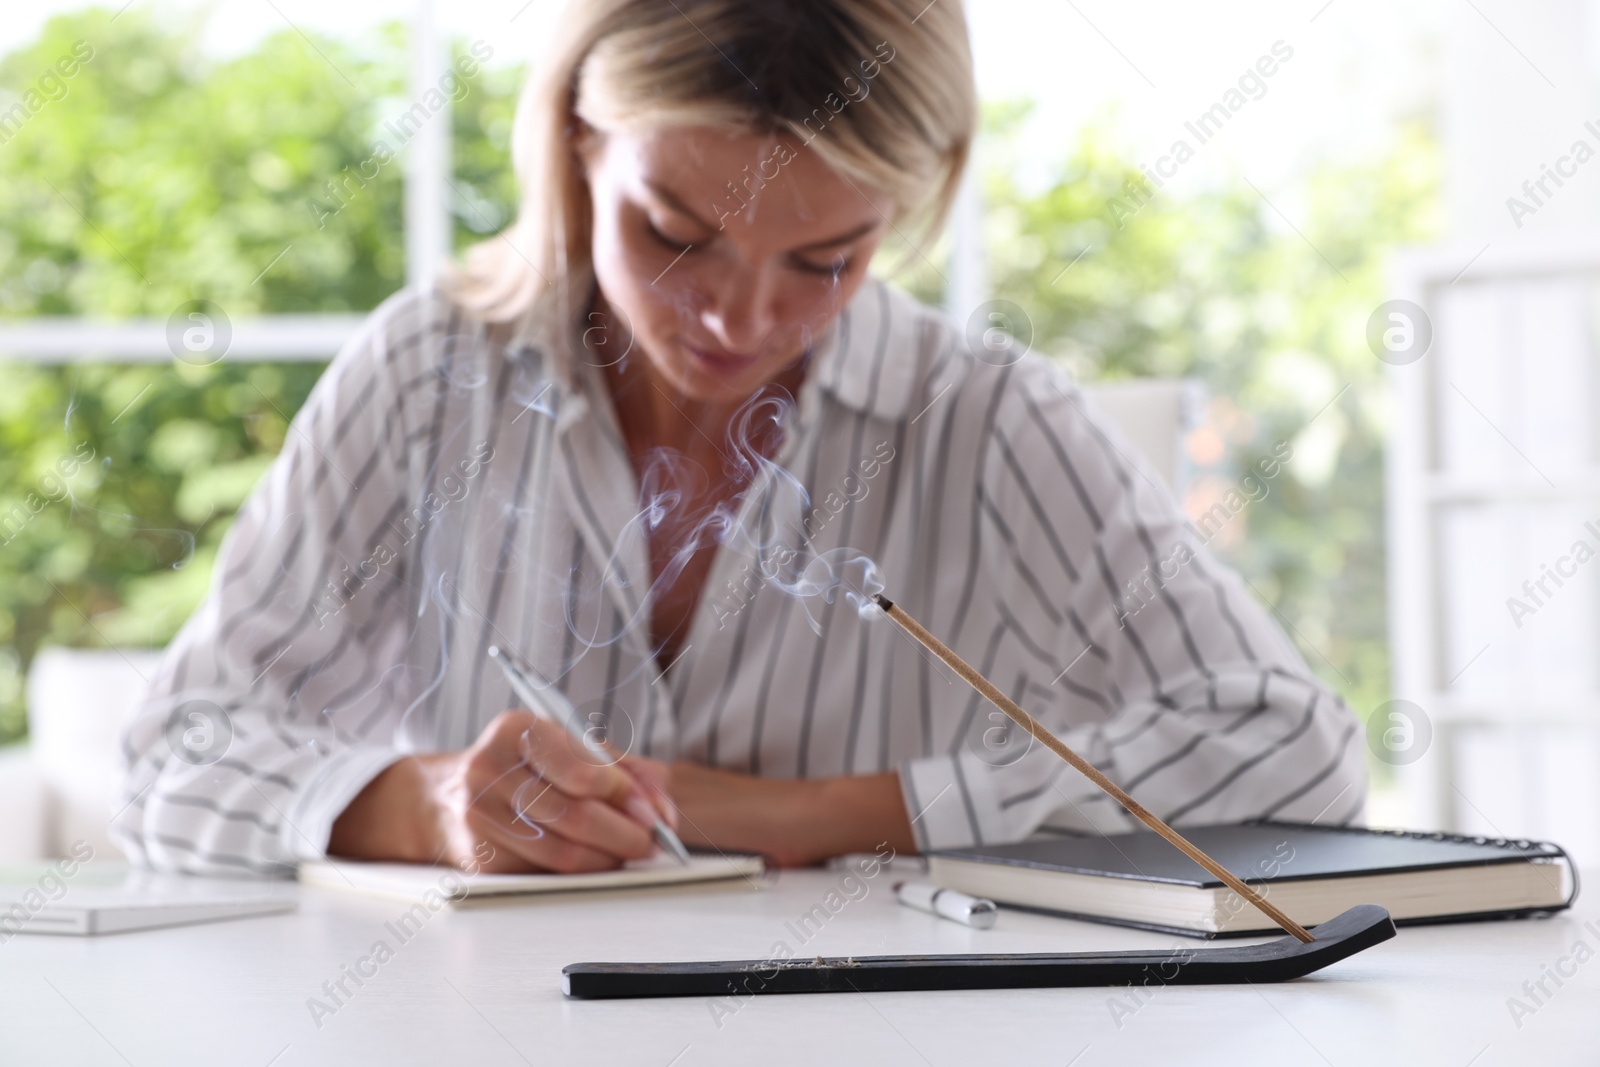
{"left": 562, "top": 902, "right": 1395, "bottom": 999}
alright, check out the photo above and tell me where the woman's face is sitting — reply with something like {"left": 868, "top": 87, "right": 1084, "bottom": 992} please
{"left": 579, "top": 124, "right": 894, "bottom": 405}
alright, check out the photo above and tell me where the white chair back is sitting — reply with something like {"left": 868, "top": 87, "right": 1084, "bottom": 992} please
{"left": 26, "top": 647, "right": 163, "bottom": 860}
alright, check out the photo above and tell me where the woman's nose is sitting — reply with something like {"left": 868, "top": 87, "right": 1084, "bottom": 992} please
{"left": 699, "top": 265, "right": 777, "bottom": 353}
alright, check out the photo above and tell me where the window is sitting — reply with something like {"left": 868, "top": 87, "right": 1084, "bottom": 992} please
{"left": 0, "top": 3, "right": 524, "bottom": 741}
{"left": 1389, "top": 238, "right": 1600, "bottom": 864}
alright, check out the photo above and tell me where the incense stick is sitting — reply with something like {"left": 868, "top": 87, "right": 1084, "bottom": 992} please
{"left": 872, "top": 593, "right": 1316, "bottom": 944}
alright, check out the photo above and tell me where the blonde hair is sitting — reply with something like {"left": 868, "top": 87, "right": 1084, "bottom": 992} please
{"left": 445, "top": 0, "right": 976, "bottom": 323}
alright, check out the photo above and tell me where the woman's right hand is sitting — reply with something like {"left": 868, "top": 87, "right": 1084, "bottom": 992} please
{"left": 329, "top": 710, "right": 676, "bottom": 873}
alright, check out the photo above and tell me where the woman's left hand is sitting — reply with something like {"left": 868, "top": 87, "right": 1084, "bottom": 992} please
{"left": 666, "top": 762, "right": 916, "bottom": 867}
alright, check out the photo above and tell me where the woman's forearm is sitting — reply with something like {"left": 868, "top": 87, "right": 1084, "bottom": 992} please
{"left": 669, "top": 762, "right": 916, "bottom": 866}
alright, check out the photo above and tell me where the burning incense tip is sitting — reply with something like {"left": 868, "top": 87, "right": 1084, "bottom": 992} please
{"left": 872, "top": 593, "right": 894, "bottom": 612}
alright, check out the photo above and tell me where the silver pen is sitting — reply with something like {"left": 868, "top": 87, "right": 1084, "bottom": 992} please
{"left": 487, "top": 645, "right": 692, "bottom": 865}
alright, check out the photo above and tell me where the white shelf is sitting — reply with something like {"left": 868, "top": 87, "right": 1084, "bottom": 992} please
{"left": 0, "top": 315, "right": 364, "bottom": 363}
{"left": 1424, "top": 473, "right": 1600, "bottom": 504}
{"left": 1411, "top": 694, "right": 1600, "bottom": 726}
{"left": 1388, "top": 231, "right": 1600, "bottom": 842}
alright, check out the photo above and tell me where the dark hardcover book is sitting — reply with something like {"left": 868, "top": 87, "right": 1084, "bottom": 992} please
{"left": 928, "top": 821, "right": 1576, "bottom": 938}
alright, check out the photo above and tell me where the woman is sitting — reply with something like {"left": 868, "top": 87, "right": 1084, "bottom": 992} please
{"left": 115, "top": 0, "right": 1364, "bottom": 876}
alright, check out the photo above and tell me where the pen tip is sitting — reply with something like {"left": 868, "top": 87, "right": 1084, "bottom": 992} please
{"left": 662, "top": 834, "right": 692, "bottom": 866}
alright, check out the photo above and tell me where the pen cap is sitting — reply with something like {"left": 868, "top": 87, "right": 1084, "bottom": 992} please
{"left": 896, "top": 880, "right": 939, "bottom": 911}
{"left": 936, "top": 888, "right": 997, "bottom": 929}
{"left": 895, "top": 881, "right": 998, "bottom": 930}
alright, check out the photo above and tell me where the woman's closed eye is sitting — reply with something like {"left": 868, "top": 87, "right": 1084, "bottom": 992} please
{"left": 793, "top": 251, "right": 852, "bottom": 277}
{"left": 646, "top": 217, "right": 704, "bottom": 254}
{"left": 647, "top": 216, "right": 852, "bottom": 278}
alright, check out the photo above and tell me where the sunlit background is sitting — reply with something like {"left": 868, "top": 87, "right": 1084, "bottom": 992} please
{"left": 3, "top": 0, "right": 1598, "bottom": 864}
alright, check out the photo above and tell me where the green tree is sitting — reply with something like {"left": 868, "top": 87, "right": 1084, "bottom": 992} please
{"left": 976, "top": 104, "right": 1441, "bottom": 720}
{"left": 0, "top": 9, "right": 416, "bottom": 741}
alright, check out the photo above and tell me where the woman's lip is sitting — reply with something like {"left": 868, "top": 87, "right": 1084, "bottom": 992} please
{"left": 685, "top": 343, "right": 760, "bottom": 375}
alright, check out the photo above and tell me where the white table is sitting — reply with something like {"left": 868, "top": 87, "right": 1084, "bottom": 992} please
{"left": 2, "top": 862, "right": 1597, "bottom": 1067}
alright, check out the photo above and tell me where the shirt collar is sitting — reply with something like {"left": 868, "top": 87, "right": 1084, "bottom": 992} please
{"left": 806, "top": 277, "right": 921, "bottom": 422}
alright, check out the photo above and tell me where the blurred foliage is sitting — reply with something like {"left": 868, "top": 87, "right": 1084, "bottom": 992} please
{"left": 0, "top": 13, "right": 410, "bottom": 317}
{"left": 0, "top": 9, "right": 413, "bottom": 741}
{"left": 0, "top": 11, "right": 1438, "bottom": 745}
{"left": 963, "top": 101, "right": 1442, "bottom": 722}
{"left": 449, "top": 55, "right": 524, "bottom": 249}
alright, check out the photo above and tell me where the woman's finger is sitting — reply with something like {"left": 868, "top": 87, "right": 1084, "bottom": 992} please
{"left": 618, "top": 755, "right": 677, "bottom": 829}
{"left": 466, "top": 749, "right": 656, "bottom": 863}
{"left": 470, "top": 813, "right": 623, "bottom": 873}
{"left": 514, "top": 716, "right": 651, "bottom": 812}
{"left": 536, "top": 795, "right": 657, "bottom": 861}
{"left": 460, "top": 771, "right": 630, "bottom": 873}
{"left": 471, "top": 711, "right": 661, "bottom": 840}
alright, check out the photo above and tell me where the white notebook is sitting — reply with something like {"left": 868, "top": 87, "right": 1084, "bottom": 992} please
{"left": 0, "top": 865, "right": 297, "bottom": 937}
{"left": 298, "top": 853, "right": 766, "bottom": 905}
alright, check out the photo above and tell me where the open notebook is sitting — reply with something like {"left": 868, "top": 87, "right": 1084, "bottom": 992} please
{"left": 299, "top": 853, "right": 766, "bottom": 905}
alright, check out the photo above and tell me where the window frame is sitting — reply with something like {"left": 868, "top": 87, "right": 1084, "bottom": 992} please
{"left": 0, "top": 0, "right": 452, "bottom": 366}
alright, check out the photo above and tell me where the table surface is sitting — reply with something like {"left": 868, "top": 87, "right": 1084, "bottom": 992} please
{"left": 2, "top": 858, "right": 1596, "bottom": 1067}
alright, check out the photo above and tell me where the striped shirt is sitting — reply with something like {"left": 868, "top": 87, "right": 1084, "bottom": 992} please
{"left": 113, "top": 278, "right": 1366, "bottom": 876}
